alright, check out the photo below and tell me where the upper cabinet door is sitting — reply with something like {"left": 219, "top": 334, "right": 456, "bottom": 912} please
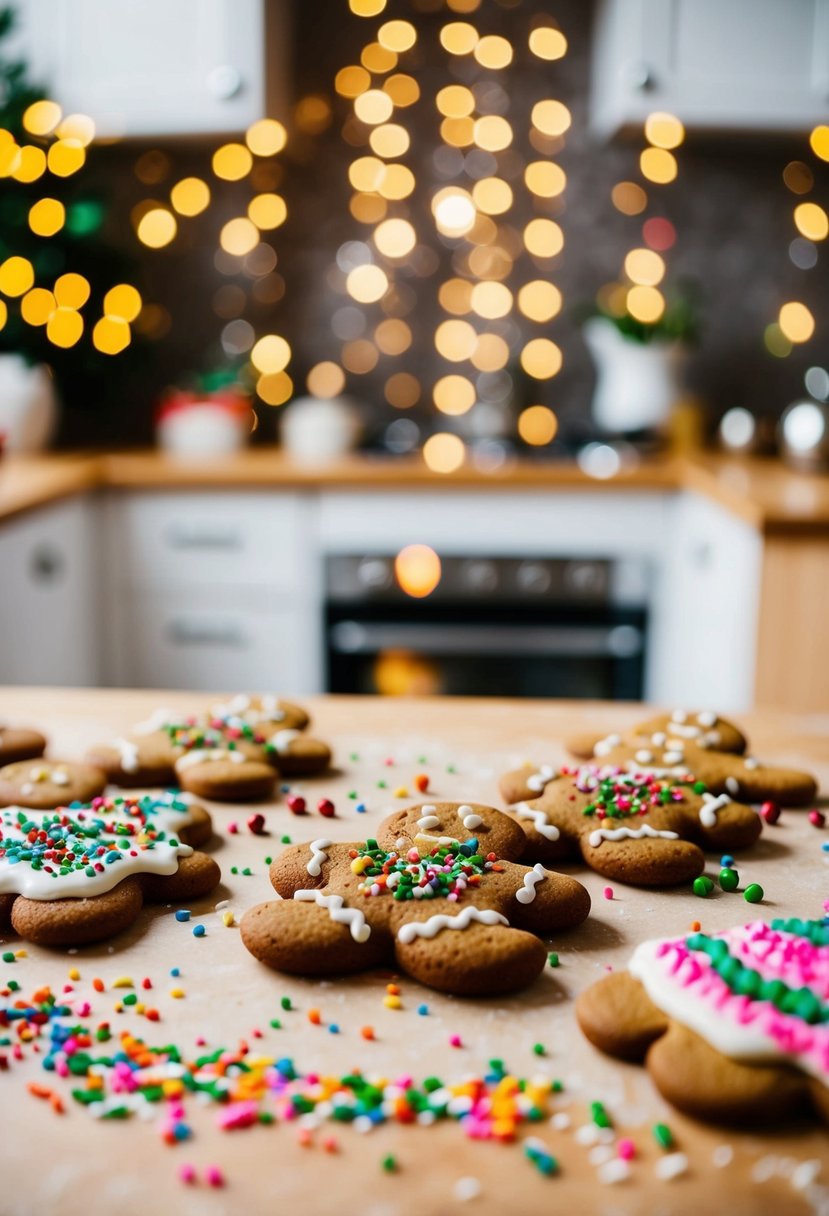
{"left": 16, "top": 0, "right": 288, "bottom": 138}
{"left": 591, "top": 0, "right": 829, "bottom": 136}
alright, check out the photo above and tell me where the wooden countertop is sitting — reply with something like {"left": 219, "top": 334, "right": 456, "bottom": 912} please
{"left": 1, "top": 688, "right": 827, "bottom": 1216}
{"left": 1, "top": 448, "right": 828, "bottom": 535}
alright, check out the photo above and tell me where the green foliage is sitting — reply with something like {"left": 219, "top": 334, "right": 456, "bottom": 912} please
{"left": 581, "top": 280, "right": 702, "bottom": 346}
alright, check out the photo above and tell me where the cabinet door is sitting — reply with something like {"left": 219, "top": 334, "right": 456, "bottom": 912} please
{"left": 0, "top": 498, "right": 100, "bottom": 686}
{"left": 591, "top": 0, "right": 829, "bottom": 135}
{"left": 17, "top": 0, "right": 285, "bottom": 138}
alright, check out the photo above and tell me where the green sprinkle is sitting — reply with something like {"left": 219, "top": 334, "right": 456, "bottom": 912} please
{"left": 230, "top": 866, "right": 238, "bottom": 875}
{"left": 2, "top": 951, "right": 16, "bottom": 963}
{"left": 280, "top": 835, "right": 292, "bottom": 844}
{"left": 7, "top": 980, "right": 20, "bottom": 992}
{"left": 532, "top": 1043, "right": 546, "bottom": 1056}
{"left": 446, "top": 765, "right": 456, "bottom": 774}
{"left": 744, "top": 882, "right": 764, "bottom": 904}
{"left": 591, "top": 1100, "right": 612, "bottom": 1128}
{"left": 719, "top": 867, "right": 739, "bottom": 891}
{"left": 693, "top": 781, "right": 706, "bottom": 794}
{"left": 242, "top": 867, "right": 252, "bottom": 877}
{"left": 264, "top": 856, "right": 272, "bottom": 865}
{"left": 377, "top": 781, "right": 387, "bottom": 789}
{"left": 548, "top": 952, "right": 559, "bottom": 968}
{"left": 122, "top": 993, "right": 138, "bottom": 1006}
{"left": 348, "top": 791, "right": 357, "bottom": 799}
{"left": 281, "top": 996, "right": 293, "bottom": 1011}
{"left": 269, "top": 1018, "right": 282, "bottom": 1030}
{"left": 349, "top": 753, "right": 360, "bottom": 762}
{"left": 692, "top": 875, "right": 715, "bottom": 897}
{"left": 382, "top": 1154, "right": 398, "bottom": 1173}
{"left": 653, "top": 1122, "right": 674, "bottom": 1149}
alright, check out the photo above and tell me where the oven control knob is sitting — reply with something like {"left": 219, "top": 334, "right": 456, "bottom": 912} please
{"left": 565, "top": 561, "right": 606, "bottom": 597}
{"left": 357, "top": 557, "right": 392, "bottom": 590}
{"left": 463, "top": 560, "right": 498, "bottom": 593}
{"left": 516, "top": 561, "right": 551, "bottom": 594}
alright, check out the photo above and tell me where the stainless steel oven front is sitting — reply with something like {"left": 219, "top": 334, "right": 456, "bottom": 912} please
{"left": 325, "top": 554, "right": 648, "bottom": 699}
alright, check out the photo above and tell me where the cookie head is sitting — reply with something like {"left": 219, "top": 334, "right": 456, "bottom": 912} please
{"left": 0, "top": 760, "right": 106, "bottom": 810}
{"left": 377, "top": 801, "right": 527, "bottom": 862}
{"left": 212, "top": 694, "right": 310, "bottom": 733}
{"left": 263, "top": 729, "right": 332, "bottom": 776}
{"left": 174, "top": 748, "right": 276, "bottom": 802}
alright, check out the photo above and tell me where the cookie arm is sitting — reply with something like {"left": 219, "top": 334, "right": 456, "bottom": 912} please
{"left": 240, "top": 898, "right": 389, "bottom": 975}
{"left": 269, "top": 840, "right": 351, "bottom": 898}
{"left": 498, "top": 860, "right": 591, "bottom": 933}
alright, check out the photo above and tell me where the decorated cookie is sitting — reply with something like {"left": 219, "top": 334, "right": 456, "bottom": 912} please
{"left": 240, "top": 803, "right": 591, "bottom": 996}
{"left": 576, "top": 917, "right": 829, "bottom": 1126}
{"left": 0, "top": 792, "right": 219, "bottom": 947}
{"left": 261, "top": 729, "right": 332, "bottom": 777}
{"left": 565, "top": 709, "right": 747, "bottom": 760}
{"left": 583, "top": 734, "right": 817, "bottom": 808}
{"left": 0, "top": 760, "right": 106, "bottom": 810}
{"left": 174, "top": 748, "right": 277, "bottom": 802}
{"left": 212, "top": 694, "right": 310, "bottom": 733}
{"left": 0, "top": 725, "right": 47, "bottom": 766}
{"left": 498, "top": 764, "right": 761, "bottom": 887}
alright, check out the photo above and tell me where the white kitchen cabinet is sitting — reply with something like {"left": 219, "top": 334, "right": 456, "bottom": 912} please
{"left": 590, "top": 0, "right": 829, "bottom": 136}
{"left": 15, "top": 0, "right": 288, "bottom": 138}
{"left": 0, "top": 497, "right": 100, "bottom": 686}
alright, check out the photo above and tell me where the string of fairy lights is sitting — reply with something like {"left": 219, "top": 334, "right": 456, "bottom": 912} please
{"left": 318, "top": 0, "right": 571, "bottom": 472}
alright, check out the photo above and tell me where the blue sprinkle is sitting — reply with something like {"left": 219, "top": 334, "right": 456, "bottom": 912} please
{"left": 280, "top": 784, "right": 291, "bottom": 793}
{"left": 175, "top": 909, "right": 191, "bottom": 923}
{"left": 173, "top": 1122, "right": 191, "bottom": 1141}
{"left": 328, "top": 1023, "right": 340, "bottom": 1034}
{"left": 417, "top": 1003, "right": 429, "bottom": 1016}
{"left": 192, "top": 924, "right": 206, "bottom": 938}
{"left": 356, "top": 803, "right": 367, "bottom": 814}
{"left": 170, "top": 967, "right": 180, "bottom": 977}
{"left": 720, "top": 855, "right": 735, "bottom": 868}
{"left": 822, "top": 842, "right": 829, "bottom": 853}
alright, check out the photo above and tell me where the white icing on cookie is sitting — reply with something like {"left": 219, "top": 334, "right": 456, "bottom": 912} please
{"left": 306, "top": 838, "right": 331, "bottom": 877}
{"left": 671, "top": 709, "right": 688, "bottom": 724}
{"left": 699, "top": 792, "right": 731, "bottom": 828}
{"left": 744, "top": 756, "right": 759, "bottom": 770}
{"left": 587, "top": 824, "right": 680, "bottom": 849}
{"left": 624, "top": 761, "right": 692, "bottom": 781}
{"left": 526, "top": 765, "right": 556, "bottom": 793}
{"left": 593, "top": 734, "right": 621, "bottom": 757}
{"left": 133, "top": 707, "right": 176, "bottom": 735}
{"left": 293, "top": 889, "right": 370, "bottom": 942}
{"left": 515, "top": 863, "right": 546, "bottom": 905}
{"left": 515, "top": 803, "right": 561, "bottom": 842}
{"left": 697, "top": 711, "right": 718, "bottom": 728}
{"left": 175, "top": 748, "right": 247, "bottom": 772}
{"left": 115, "top": 739, "right": 140, "bottom": 773}
{"left": 397, "top": 906, "right": 509, "bottom": 944}
{"left": 635, "top": 749, "right": 653, "bottom": 764}
{"left": 726, "top": 776, "right": 741, "bottom": 795}
{"left": 268, "top": 729, "right": 301, "bottom": 755}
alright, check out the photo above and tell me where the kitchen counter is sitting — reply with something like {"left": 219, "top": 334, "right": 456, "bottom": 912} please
{"left": 1, "top": 687, "right": 827, "bottom": 1216}
{"left": 2, "top": 448, "right": 829, "bottom": 535}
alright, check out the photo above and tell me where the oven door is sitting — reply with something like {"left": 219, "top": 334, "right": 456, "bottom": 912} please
{"left": 326, "top": 603, "right": 646, "bottom": 699}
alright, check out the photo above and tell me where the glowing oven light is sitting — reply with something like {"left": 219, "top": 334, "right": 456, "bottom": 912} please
{"left": 394, "top": 544, "right": 441, "bottom": 598}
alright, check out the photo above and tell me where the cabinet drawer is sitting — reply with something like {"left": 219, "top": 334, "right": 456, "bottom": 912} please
{"left": 117, "top": 593, "right": 312, "bottom": 692}
{"left": 112, "top": 492, "right": 306, "bottom": 589}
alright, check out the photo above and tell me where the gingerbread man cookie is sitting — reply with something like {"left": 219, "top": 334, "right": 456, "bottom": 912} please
{"left": 0, "top": 725, "right": 47, "bottom": 766}
{"left": 211, "top": 694, "right": 310, "bottom": 732}
{"left": 0, "top": 760, "right": 106, "bottom": 810}
{"left": 576, "top": 917, "right": 829, "bottom": 1126}
{"left": 498, "top": 764, "right": 761, "bottom": 887}
{"left": 0, "top": 792, "right": 219, "bottom": 947}
{"left": 565, "top": 709, "right": 747, "bottom": 760}
{"left": 240, "top": 803, "right": 590, "bottom": 996}
{"left": 174, "top": 748, "right": 277, "bottom": 802}
{"left": 215, "top": 696, "right": 331, "bottom": 776}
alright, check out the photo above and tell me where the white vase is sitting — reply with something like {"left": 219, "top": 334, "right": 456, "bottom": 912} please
{"left": 0, "top": 355, "right": 59, "bottom": 451}
{"left": 583, "top": 317, "right": 687, "bottom": 434}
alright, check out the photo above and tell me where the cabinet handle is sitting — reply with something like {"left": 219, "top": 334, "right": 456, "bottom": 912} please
{"left": 165, "top": 524, "right": 243, "bottom": 551}
{"left": 207, "top": 64, "right": 242, "bottom": 100}
{"left": 624, "top": 60, "right": 656, "bottom": 92}
{"left": 29, "top": 545, "right": 64, "bottom": 584}
{"left": 167, "top": 620, "right": 247, "bottom": 648}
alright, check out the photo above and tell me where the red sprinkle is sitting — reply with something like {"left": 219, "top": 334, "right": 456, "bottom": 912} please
{"left": 287, "top": 795, "right": 307, "bottom": 815}
{"left": 308, "top": 1008, "right": 322, "bottom": 1026}
{"left": 247, "top": 813, "right": 266, "bottom": 835}
{"left": 361, "top": 1026, "right": 375, "bottom": 1040}
{"left": 227, "top": 822, "right": 239, "bottom": 835}
{"left": 760, "top": 801, "right": 781, "bottom": 825}
{"left": 809, "top": 809, "right": 825, "bottom": 828}
{"left": 603, "top": 886, "right": 614, "bottom": 900}
{"left": 449, "top": 1034, "right": 462, "bottom": 1048}
{"left": 205, "top": 1166, "right": 224, "bottom": 1188}
{"left": 317, "top": 799, "right": 336, "bottom": 818}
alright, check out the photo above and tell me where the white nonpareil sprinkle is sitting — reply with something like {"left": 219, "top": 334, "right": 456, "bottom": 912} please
{"left": 453, "top": 1177, "right": 482, "bottom": 1203}
{"left": 550, "top": 1112, "right": 571, "bottom": 1130}
{"left": 598, "top": 1158, "right": 631, "bottom": 1185}
{"left": 712, "top": 1145, "right": 734, "bottom": 1168}
{"left": 655, "top": 1152, "right": 689, "bottom": 1180}
{"left": 588, "top": 1144, "right": 615, "bottom": 1165}
{"left": 792, "top": 1160, "right": 822, "bottom": 1191}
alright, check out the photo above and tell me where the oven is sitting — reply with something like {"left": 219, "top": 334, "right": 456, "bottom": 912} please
{"left": 325, "top": 553, "right": 648, "bottom": 699}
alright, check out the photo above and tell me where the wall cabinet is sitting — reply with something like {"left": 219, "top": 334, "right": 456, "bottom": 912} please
{"left": 16, "top": 0, "right": 287, "bottom": 138}
{"left": 590, "top": 0, "right": 829, "bottom": 136}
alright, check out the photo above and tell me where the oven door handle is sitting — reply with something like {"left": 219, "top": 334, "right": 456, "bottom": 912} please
{"left": 329, "top": 621, "right": 643, "bottom": 658}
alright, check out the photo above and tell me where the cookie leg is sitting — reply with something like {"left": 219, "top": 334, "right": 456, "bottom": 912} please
{"left": 579, "top": 835, "right": 705, "bottom": 887}
{"left": 10, "top": 880, "right": 144, "bottom": 947}
{"left": 576, "top": 972, "right": 669, "bottom": 1060}
{"left": 394, "top": 921, "right": 547, "bottom": 996}
{"left": 240, "top": 899, "right": 389, "bottom": 975}
{"left": 647, "top": 1021, "right": 811, "bottom": 1125}
{"left": 500, "top": 861, "right": 591, "bottom": 933}
{"left": 140, "top": 852, "right": 220, "bottom": 902}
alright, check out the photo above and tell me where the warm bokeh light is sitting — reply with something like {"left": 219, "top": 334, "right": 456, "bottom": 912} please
{"left": 435, "top": 318, "right": 477, "bottom": 361}
{"left": 0, "top": 256, "right": 34, "bottom": 297}
{"left": 517, "top": 280, "right": 562, "bottom": 322}
{"left": 384, "top": 74, "right": 419, "bottom": 107}
{"left": 395, "top": 544, "right": 441, "bottom": 598}
{"left": 524, "top": 218, "right": 564, "bottom": 258}
{"left": 474, "top": 34, "right": 512, "bottom": 68}
{"left": 529, "top": 26, "right": 567, "bottom": 60}
{"left": 644, "top": 112, "right": 685, "bottom": 149}
{"left": 783, "top": 161, "right": 813, "bottom": 195}
{"left": 251, "top": 334, "right": 291, "bottom": 373}
{"left": 354, "top": 89, "right": 394, "bottom": 125}
{"left": 342, "top": 338, "right": 379, "bottom": 373}
{"left": 346, "top": 263, "right": 389, "bottom": 302}
{"left": 375, "top": 318, "right": 412, "bottom": 355}
{"left": 433, "top": 373, "right": 476, "bottom": 415}
{"left": 0, "top": 299, "right": 6, "bottom": 331}
{"left": 104, "top": 284, "right": 142, "bottom": 322}
{"left": 531, "top": 100, "right": 571, "bottom": 137}
{"left": 336, "top": 65, "right": 371, "bottom": 97}
{"left": 440, "top": 117, "right": 474, "bottom": 148}
{"left": 257, "top": 371, "right": 294, "bottom": 405}
{"left": 307, "top": 361, "right": 346, "bottom": 398}
{"left": 170, "top": 177, "right": 210, "bottom": 216}
{"left": 385, "top": 371, "right": 421, "bottom": 408}
{"left": 809, "top": 125, "right": 829, "bottom": 162}
{"left": 520, "top": 338, "right": 563, "bottom": 379}
{"left": 54, "top": 273, "right": 90, "bottom": 308}
{"left": 23, "top": 99, "right": 61, "bottom": 136}
{"left": 779, "top": 301, "right": 815, "bottom": 343}
{"left": 612, "top": 181, "right": 648, "bottom": 214}
{"left": 436, "top": 84, "right": 475, "bottom": 118}
{"left": 471, "top": 332, "right": 509, "bottom": 372}
{"left": 47, "top": 139, "right": 85, "bottom": 177}
{"left": 640, "top": 148, "right": 677, "bottom": 184}
{"left": 56, "top": 113, "right": 95, "bottom": 146}
{"left": 349, "top": 156, "right": 385, "bottom": 192}
{"left": 473, "top": 115, "right": 513, "bottom": 151}
{"left": 28, "top": 197, "right": 65, "bottom": 236}
{"left": 369, "top": 123, "right": 410, "bottom": 158}
{"left": 380, "top": 164, "right": 416, "bottom": 200}
{"left": 472, "top": 177, "right": 513, "bottom": 215}
{"left": 432, "top": 186, "right": 476, "bottom": 237}
{"left": 470, "top": 280, "right": 513, "bottom": 319}
{"left": 248, "top": 193, "right": 287, "bottom": 229}
{"left": 246, "top": 118, "right": 287, "bottom": 157}
{"left": 46, "top": 306, "right": 83, "bottom": 348}
{"left": 92, "top": 315, "right": 130, "bottom": 354}
{"left": 373, "top": 217, "right": 417, "bottom": 258}
{"left": 624, "top": 247, "right": 665, "bottom": 286}
{"left": 349, "top": 0, "right": 386, "bottom": 14}
{"left": 525, "top": 161, "right": 566, "bottom": 198}
{"left": 439, "top": 278, "right": 473, "bottom": 315}
{"left": 440, "top": 22, "right": 478, "bottom": 55}
{"left": 361, "top": 42, "right": 397, "bottom": 73}
{"left": 212, "top": 143, "right": 253, "bottom": 181}
{"left": 0, "top": 138, "right": 21, "bottom": 177}
{"left": 378, "top": 19, "right": 416, "bottom": 52}
{"left": 518, "top": 404, "right": 558, "bottom": 445}
{"left": 423, "top": 433, "right": 465, "bottom": 474}
{"left": 763, "top": 322, "right": 792, "bottom": 358}
{"left": 20, "top": 288, "right": 56, "bottom": 326}
{"left": 626, "top": 284, "right": 665, "bottom": 323}
{"left": 220, "top": 217, "right": 260, "bottom": 256}
{"left": 642, "top": 217, "right": 676, "bottom": 251}
{"left": 12, "top": 145, "right": 46, "bottom": 183}
{"left": 793, "top": 202, "right": 828, "bottom": 241}
{"left": 136, "top": 207, "right": 177, "bottom": 248}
